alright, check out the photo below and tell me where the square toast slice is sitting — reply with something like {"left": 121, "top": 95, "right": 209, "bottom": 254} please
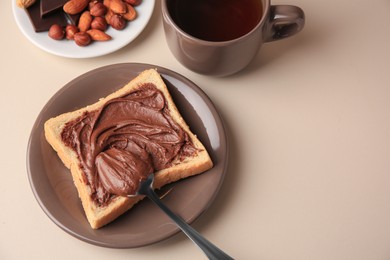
{"left": 44, "top": 69, "right": 213, "bottom": 229}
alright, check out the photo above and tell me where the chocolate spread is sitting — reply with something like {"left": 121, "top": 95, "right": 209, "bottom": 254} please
{"left": 61, "top": 83, "right": 197, "bottom": 206}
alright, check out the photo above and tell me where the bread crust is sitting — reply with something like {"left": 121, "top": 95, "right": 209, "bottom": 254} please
{"left": 44, "top": 69, "right": 213, "bottom": 229}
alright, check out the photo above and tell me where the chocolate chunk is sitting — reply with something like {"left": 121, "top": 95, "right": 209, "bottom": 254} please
{"left": 40, "top": 0, "right": 68, "bottom": 17}
{"left": 26, "top": 0, "right": 68, "bottom": 32}
{"left": 66, "top": 13, "right": 81, "bottom": 25}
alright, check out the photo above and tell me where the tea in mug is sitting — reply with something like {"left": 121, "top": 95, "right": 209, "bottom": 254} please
{"left": 167, "top": 0, "right": 263, "bottom": 42}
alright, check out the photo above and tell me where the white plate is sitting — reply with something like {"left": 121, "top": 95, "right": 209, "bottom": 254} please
{"left": 12, "top": 0, "right": 155, "bottom": 58}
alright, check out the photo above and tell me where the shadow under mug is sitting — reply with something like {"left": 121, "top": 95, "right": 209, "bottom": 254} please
{"left": 161, "top": 0, "right": 305, "bottom": 77}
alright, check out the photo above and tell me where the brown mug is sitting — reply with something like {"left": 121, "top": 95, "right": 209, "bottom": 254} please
{"left": 162, "top": 0, "right": 305, "bottom": 76}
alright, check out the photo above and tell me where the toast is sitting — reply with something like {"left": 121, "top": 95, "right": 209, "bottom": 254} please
{"left": 44, "top": 69, "right": 213, "bottom": 229}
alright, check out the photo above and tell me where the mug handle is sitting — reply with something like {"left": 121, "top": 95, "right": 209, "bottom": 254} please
{"left": 264, "top": 5, "right": 305, "bottom": 42}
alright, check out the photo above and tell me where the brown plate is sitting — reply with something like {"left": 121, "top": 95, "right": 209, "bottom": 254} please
{"left": 26, "top": 63, "right": 228, "bottom": 248}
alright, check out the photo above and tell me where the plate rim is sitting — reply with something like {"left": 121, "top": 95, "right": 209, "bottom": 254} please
{"left": 26, "top": 62, "right": 228, "bottom": 248}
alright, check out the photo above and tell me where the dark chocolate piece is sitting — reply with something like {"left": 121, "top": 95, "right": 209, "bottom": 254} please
{"left": 26, "top": 1, "right": 68, "bottom": 32}
{"left": 66, "top": 13, "right": 81, "bottom": 25}
{"left": 40, "top": 0, "right": 68, "bottom": 17}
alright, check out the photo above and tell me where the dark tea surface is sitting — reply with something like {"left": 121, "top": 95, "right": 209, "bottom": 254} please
{"left": 168, "top": 0, "right": 263, "bottom": 42}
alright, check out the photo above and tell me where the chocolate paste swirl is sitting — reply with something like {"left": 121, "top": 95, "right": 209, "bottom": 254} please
{"left": 61, "top": 83, "right": 197, "bottom": 206}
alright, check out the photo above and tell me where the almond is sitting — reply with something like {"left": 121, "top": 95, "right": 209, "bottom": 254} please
{"left": 78, "top": 11, "right": 92, "bottom": 32}
{"left": 87, "top": 29, "right": 112, "bottom": 41}
{"left": 122, "top": 3, "right": 137, "bottom": 21}
{"left": 123, "top": 0, "right": 141, "bottom": 6}
{"left": 63, "top": 0, "right": 89, "bottom": 15}
{"left": 103, "top": 0, "right": 112, "bottom": 8}
{"left": 105, "top": 9, "right": 114, "bottom": 24}
{"left": 109, "top": 0, "right": 126, "bottom": 14}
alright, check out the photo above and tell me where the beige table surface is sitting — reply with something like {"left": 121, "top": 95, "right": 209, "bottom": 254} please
{"left": 2, "top": 0, "right": 390, "bottom": 259}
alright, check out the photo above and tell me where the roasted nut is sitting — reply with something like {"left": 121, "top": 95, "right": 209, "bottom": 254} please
{"left": 105, "top": 9, "right": 114, "bottom": 25}
{"left": 110, "top": 14, "right": 126, "bottom": 30}
{"left": 46, "top": 0, "right": 142, "bottom": 46}
{"left": 109, "top": 0, "right": 126, "bottom": 14}
{"left": 103, "top": 0, "right": 111, "bottom": 8}
{"left": 90, "top": 2, "right": 107, "bottom": 16}
{"left": 48, "top": 24, "right": 64, "bottom": 40}
{"left": 78, "top": 11, "right": 92, "bottom": 31}
{"left": 63, "top": 0, "right": 89, "bottom": 15}
{"left": 16, "top": 0, "right": 36, "bottom": 8}
{"left": 65, "top": 24, "right": 79, "bottom": 40}
{"left": 91, "top": 16, "right": 108, "bottom": 31}
{"left": 123, "top": 3, "right": 136, "bottom": 21}
{"left": 87, "top": 29, "right": 111, "bottom": 41}
{"left": 89, "top": 0, "right": 101, "bottom": 9}
{"left": 74, "top": 31, "right": 92, "bottom": 46}
{"left": 123, "top": 0, "right": 141, "bottom": 6}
